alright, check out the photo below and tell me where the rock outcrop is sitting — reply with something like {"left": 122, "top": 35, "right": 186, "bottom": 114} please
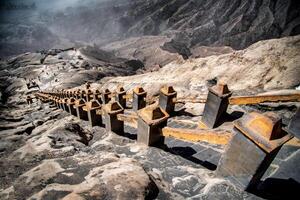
{"left": 103, "top": 35, "right": 300, "bottom": 97}
{"left": 0, "top": 34, "right": 299, "bottom": 199}
{"left": 1, "top": 0, "right": 300, "bottom": 59}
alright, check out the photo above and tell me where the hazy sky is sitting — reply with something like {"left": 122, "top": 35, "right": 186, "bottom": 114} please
{"left": 0, "top": 0, "right": 128, "bottom": 57}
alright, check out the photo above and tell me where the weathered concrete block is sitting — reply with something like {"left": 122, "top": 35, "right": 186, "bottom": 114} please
{"left": 83, "top": 99, "right": 102, "bottom": 127}
{"left": 49, "top": 96, "right": 56, "bottom": 108}
{"left": 133, "top": 86, "right": 147, "bottom": 111}
{"left": 137, "top": 106, "right": 169, "bottom": 146}
{"left": 74, "top": 99, "right": 88, "bottom": 120}
{"left": 200, "top": 83, "right": 232, "bottom": 128}
{"left": 55, "top": 98, "right": 59, "bottom": 107}
{"left": 103, "top": 101, "right": 124, "bottom": 134}
{"left": 85, "top": 82, "right": 91, "bottom": 89}
{"left": 26, "top": 96, "right": 33, "bottom": 105}
{"left": 159, "top": 86, "right": 177, "bottom": 115}
{"left": 58, "top": 99, "right": 64, "bottom": 110}
{"left": 81, "top": 90, "right": 87, "bottom": 102}
{"left": 102, "top": 89, "right": 111, "bottom": 104}
{"left": 56, "top": 97, "right": 62, "bottom": 108}
{"left": 75, "top": 90, "right": 81, "bottom": 99}
{"left": 70, "top": 91, "right": 76, "bottom": 98}
{"left": 62, "top": 98, "right": 69, "bottom": 112}
{"left": 116, "top": 86, "right": 126, "bottom": 109}
{"left": 86, "top": 89, "right": 93, "bottom": 101}
{"left": 93, "top": 90, "right": 102, "bottom": 103}
{"left": 216, "top": 112, "right": 293, "bottom": 191}
{"left": 67, "top": 98, "right": 77, "bottom": 116}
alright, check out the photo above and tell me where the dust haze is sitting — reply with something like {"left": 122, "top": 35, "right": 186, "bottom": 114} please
{"left": 0, "top": 0, "right": 128, "bottom": 58}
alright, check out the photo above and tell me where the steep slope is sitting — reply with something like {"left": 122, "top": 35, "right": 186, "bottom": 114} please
{"left": 0, "top": 36, "right": 299, "bottom": 200}
{"left": 34, "top": 0, "right": 300, "bottom": 50}
{"left": 1, "top": 0, "right": 300, "bottom": 58}
{"left": 103, "top": 35, "right": 300, "bottom": 97}
{"left": 0, "top": 45, "right": 144, "bottom": 105}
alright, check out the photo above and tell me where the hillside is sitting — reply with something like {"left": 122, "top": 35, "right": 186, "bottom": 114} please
{"left": 0, "top": 34, "right": 299, "bottom": 200}
{"left": 1, "top": 0, "right": 300, "bottom": 59}
{"left": 0, "top": 1, "right": 300, "bottom": 199}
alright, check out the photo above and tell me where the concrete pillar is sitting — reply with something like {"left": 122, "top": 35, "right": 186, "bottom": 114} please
{"left": 71, "top": 91, "right": 76, "bottom": 98}
{"left": 56, "top": 98, "right": 60, "bottom": 108}
{"left": 86, "top": 89, "right": 93, "bottom": 101}
{"left": 103, "top": 101, "right": 124, "bottom": 135}
{"left": 62, "top": 91, "right": 65, "bottom": 98}
{"left": 81, "top": 90, "right": 87, "bottom": 102}
{"left": 137, "top": 105, "right": 169, "bottom": 146}
{"left": 116, "top": 86, "right": 126, "bottom": 109}
{"left": 59, "top": 99, "right": 64, "bottom": 110}
{"left": 54, "top": 97, "right": 58, "bottom": 107}
{"left": 67, "top": 97, "right": 77, "bottom": 116}
{"left": 200, "top": 82, "right": 232, "bottom": 128}
{"left": 74, "top": 99, "right": 88, "bottom": 120}
{"left": 216, "top": 112, "right": 293, "bottom": 191}
{"left": 62, "top": 98, "right": 69, "bottom": 112}
{"left": 26, "top": 96, "right": 33, "bottom": 105}
{"left": 83, "top": 99, "right": 102, "bottom": 127}
{"left": 56, "top": 98, "right": 62, "bottom": 109}
{"left": 93, "top": 90, "right": 102, "bottom": 103}
{"left": 133, "top": 86, "right": 147, "bottom": 111}
{"left": 159, "top": 86, "right": 177, "bottom": 115}
{"left": 75, "top": 90, "right": 81, "bottom": 99}
{"left": 49, "top": 96, "right": 56, "bottom": 108}
{"left": 102, "top": 89, "right": 111, "bottom": 104}
{"left": 86, "top": 82, "right": 91, "bottom": 89}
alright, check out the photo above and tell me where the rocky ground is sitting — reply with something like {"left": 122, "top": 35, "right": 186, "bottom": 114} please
{"left": 0, "top": 34, "right": 299, "bottom": 199}
{"left": 0, "top": 91, "right": 299, "bottom": 200}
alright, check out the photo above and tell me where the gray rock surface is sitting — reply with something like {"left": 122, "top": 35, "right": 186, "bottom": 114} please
{"left": 1, "top": 0, "right": 300, "bottom": 59}
{"left": 0, "top": 3, "right": 299, "bottom": 198}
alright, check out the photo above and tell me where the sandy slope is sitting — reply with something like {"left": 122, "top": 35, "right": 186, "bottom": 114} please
{"left": 103, "top": 35, "right": 300, "bottom": 97}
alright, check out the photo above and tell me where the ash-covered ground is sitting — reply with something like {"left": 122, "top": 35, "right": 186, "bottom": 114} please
{"left": 0, "top": 0, "right": 300, "bottom": 199}
{"left": 0, "top": 34, "right": 299, "bottom": 199}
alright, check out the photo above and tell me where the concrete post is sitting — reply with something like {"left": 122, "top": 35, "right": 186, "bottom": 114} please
{"left": 200, "top": 82, "right": 232, "bottom": 128}
{"left": 62, "top": 98, "right": 69, "bottom": 112}
{"left": 54, "top": 97, "right": 59, "bottom": 107}
{"left": 116, "top": 86, "right": 126, "bottom": 109}
{"left": 102, "top": 89, "right": 111, "bottom": 104}
{"left": 86, "top": 82, "right": 91, "bottom": 89}
{"left": 60, "top": 98, "right": 65, "bottom": 110}
{"left": 216, "top": 112, "right": 293, "bottom": 191}
{"left": 93, "top": 90, "right": 102, "bottom": 103}
{"left": 103, "top": 101, "right": 124, "bottom": 135}
{"left": 81, "top": 90, "right": 87, "bottom": 102}
{"left": 137, "top": 105, "right": 169, "bottom": 146}
{"left": 86, "top": 89, "right": 93, "bottom": 101}
{"left": 133, "top": 86, "right": 147, "bottom": 111}
{"left": 83, "top": 99, "right": 102, "bottom": 127}
{"left": 26, "top": 96, "right": 33, "bottom": 105}
{"left": 67, "top": 97, "right": 77, "bottom": 116}
{"left": 74, "top": 99, "right": 88, "bottom": 120}
{"left": 75, "top": 90, "right": 81, "bottom": 99}
{"left": 56, "top": 98, "right": 61, "bottom": 108}
{"left": 71, "top": 91, "right": 76, "bottom": 98}
{"left": 56, "top": 98, "right": 63, "bottom": 109}
{"left": 159, "top": 86, "right": 177, "bottom": 115}
{"left": 49, "top": 96, "right": 56, "bottom": 108}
